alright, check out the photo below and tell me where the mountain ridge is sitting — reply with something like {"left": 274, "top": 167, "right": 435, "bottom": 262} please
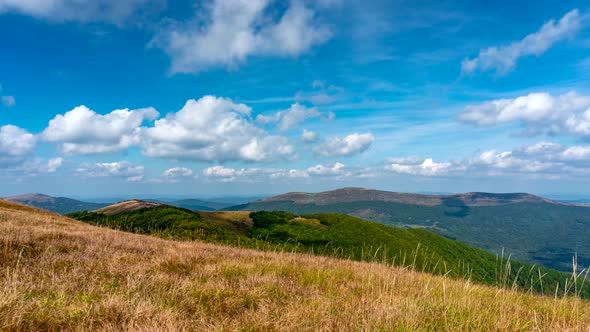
{"left": 3, "top": 193, "right": 108, "bottom": 214}
{"left": 93, "top": 199, "right": 163, "bottom": 216}
{"left": 230, "top": 187, "right": 590, "bottom": 272}
{"left": 258, "top": 187, "right": 564, "bottom": 207}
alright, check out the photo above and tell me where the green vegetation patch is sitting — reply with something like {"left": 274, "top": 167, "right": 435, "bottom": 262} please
{"left": 68, "top": 207, "right": 590, "bottom": 298}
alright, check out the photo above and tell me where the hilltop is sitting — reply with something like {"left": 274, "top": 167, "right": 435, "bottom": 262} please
{"left": 93, "top": 199, "right": 163, "bottom": 216}
{"left": 230, "top": 188, "right": 590, "bottom": 271}
{"left": 3, "top": 193, "right": 107, "bottom": 214}
{"left": 1, "top": 199, "right": 589, "bottom": 330}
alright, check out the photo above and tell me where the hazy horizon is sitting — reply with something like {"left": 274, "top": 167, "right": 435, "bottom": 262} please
{"left": 4, "top": 187, "right": 590, "bottom": 203}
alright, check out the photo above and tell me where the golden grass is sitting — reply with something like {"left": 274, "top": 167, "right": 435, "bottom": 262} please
{"left": 93, "top": 200, "right": 162, "bottom": 216}
{"left": 1, "top": 200, "right": 590, "bottom": 331}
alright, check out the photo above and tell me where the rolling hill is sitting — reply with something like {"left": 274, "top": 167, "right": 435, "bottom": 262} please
{"left": 67, "top": 200, "right": 588, "bottom": 298}
{"left": 1, "top": 199, "right": 589, "bottom": 330}
{"left": 229, "top": 187, "right": 590, "bottom": 272}
{"left": 3, "top": 193, "right": 107, "bottom": 214}
{"left": 93, "top": 199, "right": 163, "bottom": 215}
{"left": 147, "top": 198, "right": 234, "bottom": 211}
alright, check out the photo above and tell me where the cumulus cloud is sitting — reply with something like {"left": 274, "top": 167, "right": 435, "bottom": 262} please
{"left": 459, "top": 91, "right": 590, "bottom": 138}
{"left": 270, "top": 162, "right": 350, "bottom": 179}
{"left": 41, "top": 105, "right": 159, "bottom": 155}
{"left": 302, "top": 129, "right": 319, "bottom": 143}
{"left": 22, "top": 157, "right": 64, "bottom": 176}
{"left": 313, "top": 133, "right": 374, "bottom": 157}
{"left": 256, "top": 103, "right": 320, "bottom": 131}
{"left": 44, "top": 157, "right": 64, "bottom": 173}
{"left": 305, "top": 162, "right": 347, "bottom": 176}
{"left": 151, "top": 0, "right": 331, "bottom": 73}
{"left": 0, "top": 125, "right": 36, "bottom": 165}
{"left": 461, "top": 9, "right": 582, "bottom": 75}
{"left": 142, "top": 96, "right": 294, "bottom": 162}
{"left": 1, "top": 95, "right": 15, "bottom": 107}
{"left": 386, "top": 158, "right": 451, "bottom": 176}
{"left": 203, "top": 162, "right": 352, "bottom": 182}
{"left": 385, "top": 142, "right": 590, "bottom": 179}
{"left": 76, "top": 161, "right": 144, "bottom": 182}
{"left": 0, "top": 0, "right": 163, "bottom": 24}
{"left": 202, "top": 165, "right": 275, "bottom": 182}
{"left": 162, "top": 167, "right": 194, "bottom": 178}
{"left": 461, "top": 142, "right": 590, "bottom": 176}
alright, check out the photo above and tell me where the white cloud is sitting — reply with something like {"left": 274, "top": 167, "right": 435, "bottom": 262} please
{"left": 269, "top": 168, "right": 310, "bottom": 179}
{"left": 461, "top": 143, "right": 580, "bottom": 175}
{"left": 22, "top": 157, "right": 64, "bottom": 175}
{"left": 459, "top": 91, "right": 590, "bottom": 138}
{"left": 306, "top": 162, "right": 347, "bottom": 176}
{"left": 202, "top": 165, "right": 275, "bottom": 182}
{"left": 256, "top": 103, "right": 320, "bottom": 131}
{"left": 384, "top": 142, "right": 590, "bottom": 179}
{"left": 0, "top": 125, "right": 36, "bottom": 164}
{"left": 162, "top": 167, "right": 194, "bottom": 178}
{"left": 41, "top": 105, "right": 159, "bottom": 155}
{"left": 76, "top": 161, "right": 144, "bottom": 182}
{"left": 142, "top": 96, "right": 294, "bottom": 162}
{"left": 151, "top": 0, "right": 331, "bottom": 73}
{"left": 126, "top": 175, "right": 144, "bottom": 182}
{"left": 386, "top": 158, "right": 451, "bottom": 176}
{"left": 384, "top": 156, "right": 422, "bottom": 165}
{"left": 313, "top": 133, "right": 374, "bottom": 157}
{"left": 1, "top": 95, "right": 15, "bottom": 107}
{"left": 461, "top": 9, "right": 582, "bottom": 75}
{"left": 0, "top": 0, "right": 162, "bottom": 24}
{"left": 270, "top": 162, "right": 350, "bottom": 179}
{"left": 302, "top": 129, "right": 319, "bottom": 143}
{"left": 562, "top": 146, "right": 590, "bottom": 160}
{"left": 204, "top": 162, "right": 352, "bottom": 182}
{"left": 44, "top": 157, "right": 63, "bottom": 173}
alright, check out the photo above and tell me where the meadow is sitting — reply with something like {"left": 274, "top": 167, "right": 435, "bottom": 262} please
{"left": 2, "top": 200, "right": 590, "bottom": 331}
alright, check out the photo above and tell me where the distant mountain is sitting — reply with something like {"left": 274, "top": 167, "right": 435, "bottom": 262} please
{"left": 255, "top": 187, "right": 558, "bottom": 206}
{"left": 559, "top": 199, "right": 590, "bottom": 205}
{"left": 3, "top": 193, "right": 107, "bottom": 214}
{"left": 229, "top": 188, "right": 590, "bottom": 272}
{"left": 72, "top": 195, "right": 262, "bottom": 210}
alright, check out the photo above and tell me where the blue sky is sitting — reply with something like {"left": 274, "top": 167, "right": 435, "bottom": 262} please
{"left": 1, "top": 0, "right": 590, "bottom": 198}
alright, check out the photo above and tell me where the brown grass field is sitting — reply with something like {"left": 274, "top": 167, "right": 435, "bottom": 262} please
{"left": 1, "top": 199, "right": 590, "bottom": 331}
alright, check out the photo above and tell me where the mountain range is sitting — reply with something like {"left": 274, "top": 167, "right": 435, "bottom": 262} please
{"left": 2, "top": 193, "right": 237, "bottom": 214}
{"left": 229, "top": 187, "right": 590, "bottom": 271}
{"left": 7, "top": 188, "right": 590, "bottom": 272}
{"left": 3, "top": 193, "right": 108, "bottom": 214}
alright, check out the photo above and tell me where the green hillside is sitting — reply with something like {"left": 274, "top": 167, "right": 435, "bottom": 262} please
{"left": 68, "top": 206, "right": 589, "bottom": 298}
{"left": 233, "top": 198, "right": 590, "bottom": 272}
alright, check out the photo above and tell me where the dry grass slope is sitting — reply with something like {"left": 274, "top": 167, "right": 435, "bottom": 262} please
{"left": 93, "top": 200, "right": 162, "bottom": 216}
{"left": 1, "top": 199, "right": 589, "bottom": 331}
